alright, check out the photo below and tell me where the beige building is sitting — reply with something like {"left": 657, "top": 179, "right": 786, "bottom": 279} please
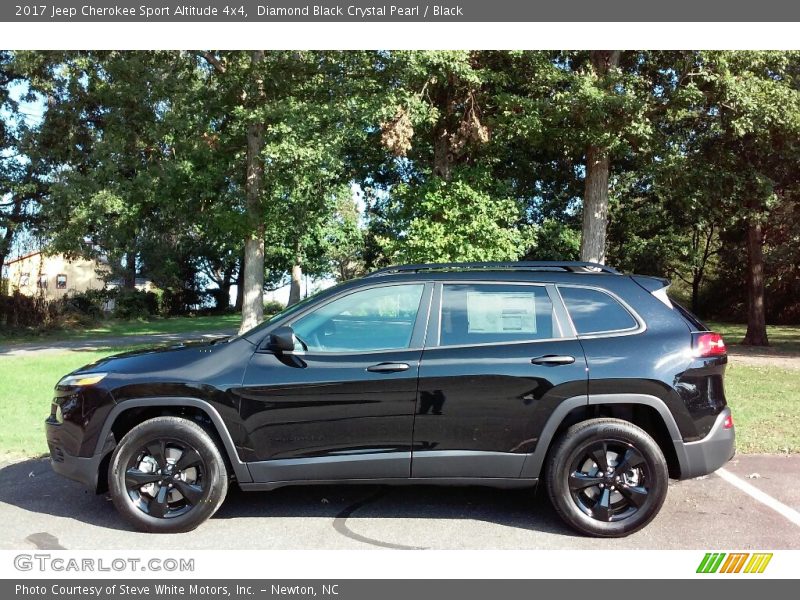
{"left": 3, "top": 251, "right": 108, "bottom": 300}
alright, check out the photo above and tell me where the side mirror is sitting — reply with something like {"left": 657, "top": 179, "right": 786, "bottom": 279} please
{"left": 265, "top": 326, "right": 296, "bottom": 353}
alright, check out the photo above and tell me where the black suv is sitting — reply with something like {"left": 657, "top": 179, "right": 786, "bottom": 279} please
{"left": 46, "top": 261, "right": 734, "bottom": 537}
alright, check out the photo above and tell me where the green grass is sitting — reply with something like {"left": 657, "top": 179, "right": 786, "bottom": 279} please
{"left": 0, "top": 313, "right": 241, "bottom": 345}
{"left": 1, "top": 348, "right": 797, "bottom": 460}
{"left": 725, "top": 364, "right": 800, "bottom": 454}
{"left": 0, "top": 346, "right": 145, "bottom": 459}
{"left": 707, "top": 322, "right": 800, "bottom": 354}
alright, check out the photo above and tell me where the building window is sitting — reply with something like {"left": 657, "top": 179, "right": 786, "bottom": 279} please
{"left": 37, "top": 275, "right": 48, "bottom": 289}
{"left": 19, "top": 273, "right": 30, "bottom": 287}
{"left": 56, "top": 274, "right": 67, "bottom": 289}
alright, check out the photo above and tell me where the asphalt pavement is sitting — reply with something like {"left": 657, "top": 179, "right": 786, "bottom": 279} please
{"left": 1, "top": 454, "right": 798, "bottom": 550}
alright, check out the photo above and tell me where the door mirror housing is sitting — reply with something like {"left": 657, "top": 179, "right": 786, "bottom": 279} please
{"left": 265, "top": 326, "right": 296, "bottom": 353}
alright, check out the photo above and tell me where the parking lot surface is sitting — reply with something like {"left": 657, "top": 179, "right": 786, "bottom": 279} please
{"left": 1, "top": 454, "right": 798, "bottom": 550}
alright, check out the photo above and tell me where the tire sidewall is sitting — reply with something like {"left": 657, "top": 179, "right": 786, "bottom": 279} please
{"left": 109, "top": 417, "right": 228, "bottom": 533}
{"left": 548, "top": 420, "right": 669, "bottom": 537}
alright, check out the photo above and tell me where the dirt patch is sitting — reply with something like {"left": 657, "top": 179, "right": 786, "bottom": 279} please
{"left": 727, "top": 346, "right": 800, "bottom": 370}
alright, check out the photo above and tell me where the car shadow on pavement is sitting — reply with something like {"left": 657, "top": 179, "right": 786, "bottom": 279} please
{"left": 0, "top": 458, "right": 575, "bottom": 539}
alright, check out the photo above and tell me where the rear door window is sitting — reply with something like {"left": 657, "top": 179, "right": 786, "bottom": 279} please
{"left": 440, "top": 284, "right": 555, "bottom": 346}
{"left": 558, "top": 286, "right": 638, "bottom": 335}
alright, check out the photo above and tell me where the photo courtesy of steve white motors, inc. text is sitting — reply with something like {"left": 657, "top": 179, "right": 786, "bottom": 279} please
{"left": 15, "top": 584, "right": 258, "bottom": 598}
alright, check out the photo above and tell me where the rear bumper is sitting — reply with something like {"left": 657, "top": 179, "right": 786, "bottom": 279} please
{"left": 675, "top": 407, "right": 735, "bottom": 479}
{"left": 46, "top": 417, "right": 106, "bottom": 491}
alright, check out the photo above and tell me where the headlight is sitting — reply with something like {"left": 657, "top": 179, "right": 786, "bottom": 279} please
{"left": 58, "top": 372, "right": 108, "bottom": 387}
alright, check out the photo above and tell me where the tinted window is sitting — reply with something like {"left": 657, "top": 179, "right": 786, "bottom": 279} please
{"left": 292, "top": 284, "right": 424, "bottom": 352}
{"left": 670, "top": 297, "right": 708, "bottom": 331}
{"left": 440, "top": 284, "right": 554, "bottom": 346}
{"left": 559, "top": 286, "right": 637, "bottom": 334}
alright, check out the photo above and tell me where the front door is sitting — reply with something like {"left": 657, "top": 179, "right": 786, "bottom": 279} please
{"left": 412, "top": 282, "right": 588, "bottom": 478}
{"left": 240, "top": 282, "right": 432, "bottom": 483}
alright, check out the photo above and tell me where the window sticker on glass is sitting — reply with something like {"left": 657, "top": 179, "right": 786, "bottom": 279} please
{"left": 466, "top": 291, "right": 537, "bottom": 334}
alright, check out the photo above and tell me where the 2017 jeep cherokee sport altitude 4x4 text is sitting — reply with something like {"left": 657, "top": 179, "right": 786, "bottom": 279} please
{"left": 46, "top": 261, "right": 735, "bottom": 537}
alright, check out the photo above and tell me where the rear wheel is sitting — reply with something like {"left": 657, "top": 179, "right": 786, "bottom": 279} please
{"left": 546, "top": 418, "right": 668, "bottom": 537}
{"left": 108, "top": 416, "right": 228, "bottom": 533}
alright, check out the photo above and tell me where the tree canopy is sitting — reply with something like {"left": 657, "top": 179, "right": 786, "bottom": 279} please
{"left": 2, "top": 50, "right": 799, "bottom": 343}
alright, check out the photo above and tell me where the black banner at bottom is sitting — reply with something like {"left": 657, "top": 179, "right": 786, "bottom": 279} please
{"left": 3, "top": 580, "right": 796, "bottom": 600}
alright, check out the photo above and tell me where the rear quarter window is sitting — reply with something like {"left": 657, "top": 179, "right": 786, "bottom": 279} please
{"left": 558, "top": 286, "right": 638, "bottom": 335}
{"left": 670, "top": 298, "right": 709, "bottom": 331}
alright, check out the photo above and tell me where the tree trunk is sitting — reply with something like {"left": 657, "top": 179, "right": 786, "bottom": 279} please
{"left": 433, "top": 129, "right": 452, "bottom": 181}
{"left": 742, "top": 218, "right": 769, "bottom": 346}
{"left": 579, "top": 145, "right": 611, "bottom": 264}
{"left": 691, "top": 273, "right": 701, "bottom": 315}
{"left": 123, "top": 251, "right": 137, "bottom": 290}
{"left": 234, "top": 252, "right": 245, "bottom": 311}
{"left": 241, "top": 235, "right": 265, "bottom": 331}
{"left": 0, "top": 196, "right": 22, "bottom": 287}
{"left": 288, "top": 255, "right": 303, "bottom": 306}
{"left": 239, "top": 50, "right": 267, "bottom": 334}
{"left": 579, "top": 51, "right": 620, "bottom": 265}
{"left": 432, "top": 74, "right": 454, "bottom": 181}
{"left": 217, "top": 262, "right": 234, "bottom": 309}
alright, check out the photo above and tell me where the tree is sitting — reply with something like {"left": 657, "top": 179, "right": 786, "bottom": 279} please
{"left": 579, "top": 51, "right": 621, "bottom": 263}
{"left": 498, "top": 51, "right": 668, "bottom": 266}
{"left": 673, "top": 51, "right": 800, "bottom": 344}
{"left": 358, "top": 51, "right": 533, "bottom": 264}
{"left": 320, "top": 189, "right": 366, "bottom": 281}
{"left": 25, "top": 51, "right": 191, "bottom": 288}
{"left": 1, "top": 52, "right": 44, "bottom": 280}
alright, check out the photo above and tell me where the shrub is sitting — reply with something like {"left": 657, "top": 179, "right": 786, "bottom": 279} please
{"left": 264, "top": 299, "right": 285, "bottom": 317}
{"left": 60, "top": 289, "right": 110, "bottom": 320}
{"left": 113, "top": 289, "right": 159, "bottom": 319}
{"left": 0, "top": 291, "right": 52, "bottom": 328}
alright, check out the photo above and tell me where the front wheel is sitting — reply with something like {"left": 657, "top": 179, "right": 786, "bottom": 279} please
{"left": 546, "top": 418, "right": 669, "bottom": 537}
{"left": 108, "top": 416, "right": 228, "bottom": 533}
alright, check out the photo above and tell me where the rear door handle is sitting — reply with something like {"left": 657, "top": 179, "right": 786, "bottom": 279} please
{"left": 367, "top": 362, "right": 410, "bottom": 373}
{"left": 530, "top": 355, "right": 576, "bottom": 366}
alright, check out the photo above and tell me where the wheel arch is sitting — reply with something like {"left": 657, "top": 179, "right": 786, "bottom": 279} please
{"left": 95, "top": 397, "right": 252, "bottom": 491}
{"left": 520, "top": 393, "right": 689, "bottom": 480}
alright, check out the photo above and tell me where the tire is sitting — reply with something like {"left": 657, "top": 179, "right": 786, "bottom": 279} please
{"left": 108, "top": 416, "right": 228, "bottom": 533}
{"left": 545, "top": 418, "right": 669, "bottom": 537}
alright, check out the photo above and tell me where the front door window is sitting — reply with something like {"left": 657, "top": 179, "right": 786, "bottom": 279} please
{"left": 292, "top": 284, "right": 425, "bottom": 353}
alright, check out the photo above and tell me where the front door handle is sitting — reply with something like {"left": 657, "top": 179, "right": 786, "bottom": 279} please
{"left": 367, "top": 362, "right": 410, "bottom": 373}
{"left": 530, "top": 355, "right": 576, "bottom": 366}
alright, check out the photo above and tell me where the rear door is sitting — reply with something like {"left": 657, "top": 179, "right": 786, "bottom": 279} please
{"left": 412, "top": 281, "right": 588, "bottom": 478}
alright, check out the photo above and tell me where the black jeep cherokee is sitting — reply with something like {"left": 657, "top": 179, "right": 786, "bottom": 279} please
{"left": 46, "top": 261, "right": 734, "bottom": 537}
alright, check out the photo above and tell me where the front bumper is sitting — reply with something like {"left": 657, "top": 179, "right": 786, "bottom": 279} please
{"left": 675, "top": 407, "right": 735, "bottom": 479}
{"left": 46, "top": 417, "right": 108, "bottom": 491}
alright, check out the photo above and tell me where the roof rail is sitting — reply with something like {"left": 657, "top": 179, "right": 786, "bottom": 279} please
{"left": 365, "top": 261, "right": 620, "bottom": 277}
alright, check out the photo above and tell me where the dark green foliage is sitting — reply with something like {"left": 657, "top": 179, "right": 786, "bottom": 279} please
{"left": 112, "top": 289, "right": 159, "bottom": 320}
{"left": 263, "top": 299, "right": 285, "bottom": 316}
{"left": 3, "top": 50, "right": 800, "bottom": 333}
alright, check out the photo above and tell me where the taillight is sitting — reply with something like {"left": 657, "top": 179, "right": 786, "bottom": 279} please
{"left": 723, "top": 414, "right": 734, "bottom": 429}
{"left": 693, "top": 332, "right": 727, "bottom": 357}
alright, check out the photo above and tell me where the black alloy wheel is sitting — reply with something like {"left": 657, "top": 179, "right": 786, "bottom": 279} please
{"left": 124, "top": 438, "right": 207, "bottom": 519}
{"left": 546, "top": 418, "right": 669, "bottom": 537}
{"left": 109, "top": 416, "right": 228, "bottom": 533}
{"left": 567, "top": 439, "right": 651, "bottom": 522}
